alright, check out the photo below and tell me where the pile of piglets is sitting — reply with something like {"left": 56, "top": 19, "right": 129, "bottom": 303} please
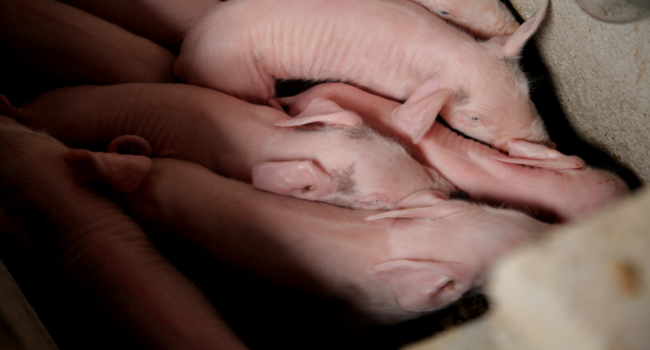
{"left": 0, "top": 0, "right": 628, "bottom": 327}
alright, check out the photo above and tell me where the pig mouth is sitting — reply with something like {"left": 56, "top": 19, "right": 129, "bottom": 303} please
{"left": 438, "top": 119, "right": 492, "bottom": 147}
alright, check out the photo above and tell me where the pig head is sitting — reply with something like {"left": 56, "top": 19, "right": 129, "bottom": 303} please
{"left": 253, "top": 98, "right": 455, "bottom": 210}
{"left": 175, "top": 0, "right": 550, "bottom": 153}
{"left": 410, "top": 0, "right": 520, "bottom": 38}
{"left": 359, "top": 192, "right": 550, "bottom": 318}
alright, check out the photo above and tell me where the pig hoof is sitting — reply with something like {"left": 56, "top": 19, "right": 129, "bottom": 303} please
{"left": 108, "top": 135, "right": 152, "bottom": 157}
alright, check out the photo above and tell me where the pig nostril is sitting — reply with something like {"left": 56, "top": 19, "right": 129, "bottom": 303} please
{"left": 301, "top": 185, "right": 314, "bottom": 193}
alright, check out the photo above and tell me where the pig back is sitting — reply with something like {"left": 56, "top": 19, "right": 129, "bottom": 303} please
{"left": 175, "top": 0, "right": 469, "bottom": 103}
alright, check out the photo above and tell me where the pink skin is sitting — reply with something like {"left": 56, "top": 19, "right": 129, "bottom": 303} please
{"left": 174, "top": 0, "right": 551, "bottom": 153}
{"left": 2, "top": 85, "right": 549, "bottom": 322}
{"left": 275, "top": 83, "right": 630, "bottom": 222}
{"left": 57, "top": 0, "right": 221, "bottom": 50}
{"left": 0, "top": 116, "right": 248, "bottom": 350}
{"left": 123, "top": 157, "right": 551, "bottom": 323}
{"left": 3, "top": 83, "right": 454, "bottom": 211}
{"left": 410, "top": 0, "right": 520, "bottom": 38}
{"left": 0, "top": 0, "right": 175, "bottom": 84}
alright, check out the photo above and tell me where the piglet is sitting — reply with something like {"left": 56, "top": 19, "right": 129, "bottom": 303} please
{"left": 275, "top": 83, "right": 629, "bottom": 222}
{"left": 175, "top": 0, "right": 551, "bottom": 154}
{"left": 0, "top": 116, "right": 247, "bottom": 349}
{"left": 124, "top": 156, "right": 551, "bottom": 323}
{"left": 410, "top": 0, "right": 520, "bottom": 38}
{"left": 3, "top": 84, "right": 454, "bottom": 210}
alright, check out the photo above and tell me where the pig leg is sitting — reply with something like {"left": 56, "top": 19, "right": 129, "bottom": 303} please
{"left": 57, "top": 0, "right": 221, "bottom": 51}
{"left": 0, "top": 119, "right": 247, "bottom": 349}
{"left": 0, "top": 0, "right": 175, "bottom": 85}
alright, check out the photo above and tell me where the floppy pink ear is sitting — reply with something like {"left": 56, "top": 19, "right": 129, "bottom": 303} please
{"left": 273, "top": 97, "right": 363, "bottom": 128}
{"left": 252, "top": 160, "right": 335, "bottom": 201}
{"left": 365, "top": 190, "right": 465, "bottom": 221}
{"left": 494, "top": 0, "right": 548, "bottom": 58}
{"left": 392, "top": 79, "right": 454, "bottom": 144}
{"left": 492, "top": 140, "right": 586, "bottom": 170}
{"left": 107, "top": 135, "right": 152, "bottom": 156}
{"left": 64, "top": 149, "right": 152, "bottom": 193}
{"left": 372, "top": 259, "right": 462, "bottom": 312}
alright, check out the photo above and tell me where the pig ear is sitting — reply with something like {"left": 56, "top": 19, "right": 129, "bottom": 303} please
{"left": 273, "top": 97, "right": 362, "bottom": 128}
{"left": 365, "top": 191, "right": 466, "bottom": 221}
{"left": 492, "top": 140, "right": 586, "bottom": 170}
{"left": 392, "top": 79, "right": 454, "bottom": 144}
{"left": 107, "top": 135, "right": 153, "bottom": 156}
{"left": 252, "top": 160, "right": 335, "bottom": 201}
{"left": 64, "top": 149, "right": 152, "bottom": 193}
{"left": 494, "top": 0, "right": 548, "bottom": 58}
{"left": 372, "top": 260, "right": 459, "bottom": 312}
{"left": 0, "top": 94, "right": 15, "bottom": 117}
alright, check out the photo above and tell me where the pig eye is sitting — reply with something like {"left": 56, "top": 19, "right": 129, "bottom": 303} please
{"left": 436, "top": 10, "right": 451, "bottom": 16}
{"left": 464, "top": 115, "right": 481, "bottom": 123}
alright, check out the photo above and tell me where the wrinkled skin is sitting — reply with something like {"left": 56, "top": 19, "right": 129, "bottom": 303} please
{"left": 175, "top": 0, "right": 551, "bottom": 153}
{"left": 0, "top": 0, "right": 175, "bottom": 84}
{"left": 0, "top": 116, "right": 248, "bottom": 350}
{"left": 411, "top": 0, "right": 520, "bottom": 38}
{"left": 276, "top": 83, "right": 629, "bottom": 222}
{"left": 3, "top": 83, "right": 454, "bottom": 211}
{"left": 123, "top": 157, "right": 550, "bottom": 323}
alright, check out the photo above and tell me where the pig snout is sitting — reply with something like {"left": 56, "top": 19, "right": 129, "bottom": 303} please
{"left": 560, "top": 168, "right": 629, "bottom": 220}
